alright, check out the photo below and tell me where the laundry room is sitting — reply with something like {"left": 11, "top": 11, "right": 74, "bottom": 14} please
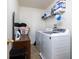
{"left": 7, "top": 0, "right": 72, "bottom": 59}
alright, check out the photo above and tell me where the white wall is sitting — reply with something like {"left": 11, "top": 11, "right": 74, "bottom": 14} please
{"left": 62, "top": 0, "right": 72, "bottom": 32}
{"left": 7, "top": 0, "right": 19, "bottom": 59}
{"left": 7, "top": 0, "right": 19, "bottom": 39}
{"left": 47, "top": 0, "right": 72, "bottom": 31}
{"left": 19, "top": 7, "right": 46, "bottom": 44}
{"left": 63, "top": 0, "right": 72, "bottom": 59}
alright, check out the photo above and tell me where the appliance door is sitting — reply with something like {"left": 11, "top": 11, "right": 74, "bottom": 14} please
{"left": 54, "top": 34, "right": 70, "bottom": 59}
{"left": 36, "top": 32, "right": 40, "bottom": 50}
{"left": 36, "top": 31, "right": 43, "bottom": 51}
{"left": 41, "top": 34, "right": 54, "bottom": 59}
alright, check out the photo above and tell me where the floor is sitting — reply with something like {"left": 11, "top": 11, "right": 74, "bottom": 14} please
{"left": 31, "top": 45, "right": 41, "bottom": 59}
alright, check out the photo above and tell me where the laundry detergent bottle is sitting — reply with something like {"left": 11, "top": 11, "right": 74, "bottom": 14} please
{"left": 55, "top": 14, "right": 63, "bottom": 26}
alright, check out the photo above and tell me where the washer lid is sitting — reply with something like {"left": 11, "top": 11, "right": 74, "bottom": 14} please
{"left": 44, "top": 29, "right": 66, "bottom": 34}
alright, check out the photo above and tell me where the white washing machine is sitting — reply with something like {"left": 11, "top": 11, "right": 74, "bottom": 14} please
{"left": 36, "top": 28, "right": 70, "bottom": 59}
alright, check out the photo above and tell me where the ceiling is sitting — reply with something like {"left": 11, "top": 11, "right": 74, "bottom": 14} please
{"left": 18, "top": 0, "right": 54, "bottom": 9}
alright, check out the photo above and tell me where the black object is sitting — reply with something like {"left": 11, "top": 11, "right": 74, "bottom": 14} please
{"left": 41, "top": 13, "right": 52, "bottom": 20}
{"left": 14, "top": 23, "right": 27, "bottom": 27}
{"left": 14, "top": 23, "right": 21, "bottom": 27}
{"left": 12, "top": 12, "right": 15, "bottom": 40}
{"left": 20, "top": 23, "right": 27, "bottom": 27}
{"left": 41, "top": 13, "right": 47, "bottom": 20}
{"left": 49, "top": 37, "right": 51, "bottom": 40}
{"left": 34, "top": 41, "right": 36, "bottom": 46}
{"left": 10, "top": 47, "right": 26, "bottom": 59}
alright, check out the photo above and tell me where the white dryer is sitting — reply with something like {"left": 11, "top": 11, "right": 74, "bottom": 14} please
{"left": 36, "top": 28, "right": 70, "bottom": 59}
